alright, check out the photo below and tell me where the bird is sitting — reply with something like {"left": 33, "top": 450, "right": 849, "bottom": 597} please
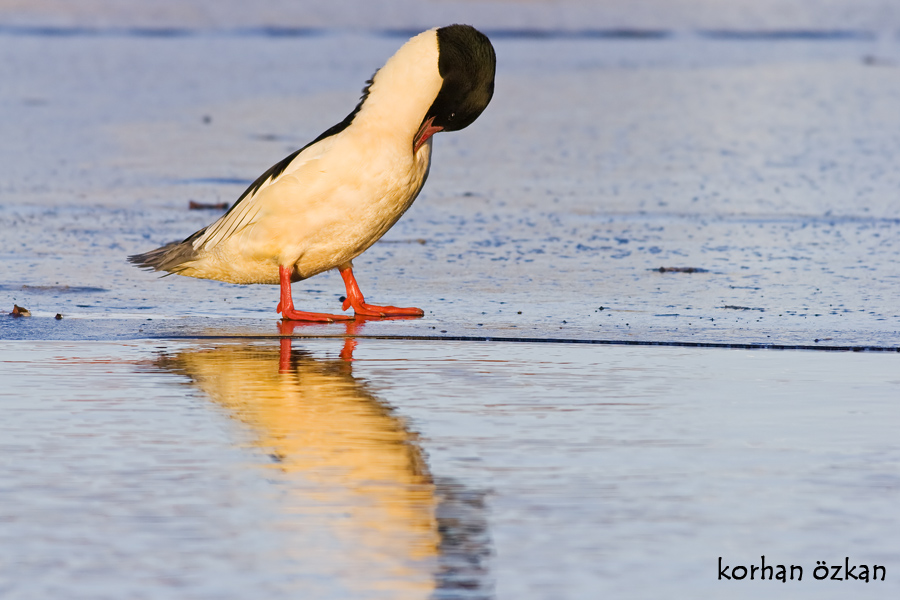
{"left": 129, "top": 24, "right": 496, "bottom": 322}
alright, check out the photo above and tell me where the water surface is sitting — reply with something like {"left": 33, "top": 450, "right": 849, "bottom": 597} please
{"left": 2, "top": 338, "right": 898, "bottom": 599}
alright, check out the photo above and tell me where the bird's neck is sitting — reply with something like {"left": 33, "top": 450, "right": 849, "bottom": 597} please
{"left": 352, "top": 29, "right": 443, "bottom": 150}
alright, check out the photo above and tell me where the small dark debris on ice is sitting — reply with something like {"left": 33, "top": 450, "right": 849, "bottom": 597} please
{"left": 656, "top": 267, "right": 709, "bottom": 273}
{"left": 189, "top": 200, "right": 230, "bottom": 210}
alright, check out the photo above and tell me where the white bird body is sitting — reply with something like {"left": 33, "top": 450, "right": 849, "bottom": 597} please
{"left": 174, "top": 30, "right": 443, "bottom": 284}
{"left": 181, "top": 134, "right": 433, "bottom": 285}
{"left": 130, "top": 25, "right": 495, "bottom": 321}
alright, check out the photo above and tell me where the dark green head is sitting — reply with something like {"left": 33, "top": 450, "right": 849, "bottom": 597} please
{"left": 427, "top": 25, "right": 496, "bottom": 132}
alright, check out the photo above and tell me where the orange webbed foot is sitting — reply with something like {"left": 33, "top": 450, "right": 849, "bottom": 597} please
{"left": 342, "top": 299, "right": 424, "bottom": 318}
{"left": 338, "top": 265, "right": 425, "bottom": 319}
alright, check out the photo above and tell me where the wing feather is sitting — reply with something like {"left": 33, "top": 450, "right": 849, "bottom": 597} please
{"left": 192, "top": 135, "right": 337, "bottom": 252}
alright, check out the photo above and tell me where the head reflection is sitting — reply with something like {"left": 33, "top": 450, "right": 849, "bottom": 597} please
{"left": 160, "top": 319, "right": 491, "bottom": 598}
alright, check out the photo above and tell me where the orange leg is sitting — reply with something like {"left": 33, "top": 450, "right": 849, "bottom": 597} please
{"left": 277, "top": 265, "right": 353, "bottom": 322}
{"left": 339, "top": 264, "right": 424, "bottom": 318}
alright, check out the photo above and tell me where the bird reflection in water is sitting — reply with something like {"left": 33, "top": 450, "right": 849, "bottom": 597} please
{"left": 158, "top": 319, "right": 491, "bottom": 598}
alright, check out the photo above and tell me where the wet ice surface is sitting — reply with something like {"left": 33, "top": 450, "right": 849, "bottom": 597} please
{"left": 4, "top": 204, "right": 898, "bottom": 347}
{"left": 2, "top": 338, "right": 899, "bottom": 600}
{"left": 2, "top": 28, "right": 899, "bottom": 347}
{"left": 3, "top": 4, "right": 900, "bottom": 599}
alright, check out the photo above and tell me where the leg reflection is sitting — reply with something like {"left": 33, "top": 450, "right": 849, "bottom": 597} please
{"left": 277, "top": 318, "right": 362, "bottom": 367}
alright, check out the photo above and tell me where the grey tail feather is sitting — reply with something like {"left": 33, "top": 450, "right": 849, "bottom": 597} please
{"left": 128, "top": 228, "right": 205, "bottom": 274}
